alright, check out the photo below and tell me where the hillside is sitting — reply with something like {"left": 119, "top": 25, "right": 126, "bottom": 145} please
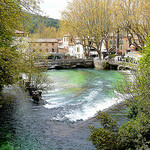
{"left": 28, "top": 14, "right": 59, "bottom": 33}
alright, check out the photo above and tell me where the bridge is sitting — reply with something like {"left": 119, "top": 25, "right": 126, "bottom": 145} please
{"left": 35, "top": 59, "right": 94, "bottom": 69}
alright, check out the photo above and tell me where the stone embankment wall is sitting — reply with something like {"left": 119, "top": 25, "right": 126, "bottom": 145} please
{"left": 94, "top": 61, "right": 105, "bottom": 69}
{"left": 36, "top": 59, "right": 95, "bottom": 69}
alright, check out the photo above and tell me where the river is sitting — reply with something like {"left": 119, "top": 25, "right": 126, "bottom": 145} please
{"left": 0, "top": 69, "right": 127, "bottom": 150}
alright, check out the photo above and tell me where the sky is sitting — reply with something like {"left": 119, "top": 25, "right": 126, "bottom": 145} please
{"left": 40, "top": 0, "right": 72, "bottom": 19}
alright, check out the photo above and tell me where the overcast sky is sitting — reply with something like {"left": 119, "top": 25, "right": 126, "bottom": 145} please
{"left": 40, "top": 0, "right": 72, "bottom": 19}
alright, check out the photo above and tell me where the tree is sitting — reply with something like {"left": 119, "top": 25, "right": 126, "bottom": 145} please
{"left": 61, "top": 0, "right": 113, "bottom": 60}
{"left": 0, "top": 0, "right": 41, "bottom": 92}
{"left": 33, "top": 22, "right": 60, "bottom": 38}
{"left": 0, "top": 47, "right": 22, "bottom": 92}
{"left": 89, "top": 111, "right": 118, "bottom": 150}
{"left": 113, "top": 0, "right": 150, "bottom": 50}
{"left": 34, "top": 21, "right": 46, "bottom": 38}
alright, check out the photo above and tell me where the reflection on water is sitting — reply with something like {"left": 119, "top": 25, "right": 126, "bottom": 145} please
{"left": 43, "top": 69, "right": 123, "bottom": 122}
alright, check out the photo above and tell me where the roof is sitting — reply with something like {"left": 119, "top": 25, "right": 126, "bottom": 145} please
{"left": 64, "top": 34, "right": 71, "bottom": 37}
{"left": 58, "top": 41, "right": 63, "bottom": 43}
{"left": 15, "top": 30, "right": 26, "bottom": 34}
{"left": 29, "top": 38, "right": 58, "bottom": 43}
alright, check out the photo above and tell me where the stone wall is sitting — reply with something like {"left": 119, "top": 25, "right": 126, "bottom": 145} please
{"left": 94, "top": 61, "right": 104, "bottom": 69}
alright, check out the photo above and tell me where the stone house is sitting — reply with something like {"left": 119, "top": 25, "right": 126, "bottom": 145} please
{"left": 29, "top": 38, "right": 58, "bottom": 53}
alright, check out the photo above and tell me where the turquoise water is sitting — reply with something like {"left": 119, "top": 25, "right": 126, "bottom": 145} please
{"left": 43, "top": 69, "right": 123, "bottom": 122}
{"left": 0, "top": 69, "right": 124, "bottom": 150}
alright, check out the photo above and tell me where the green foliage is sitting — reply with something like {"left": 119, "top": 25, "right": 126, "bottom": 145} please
{"left": 89, "top": 126, "right": 117, "bottom": 150}
{"left": 0, "top": 143, "right": 14, "bottom": 150}
{"left": 0, "top": 127, "right": 15, "bottom": 150}
{"left": 104, "top": 62, "right": 110, "bottom": 69}
{"left": 89, "top": 112, "right": 118, "bottom": 150}
{"left": 126, "top": 57, "right": 129, "bottom": 62}
{"left": 29, "top": 14, "right": 59, "bottom": 33}
{"left": 0, "top": 0, "right": 22, "bottom": 47}
{"left": 89, "top": 37, "right": 150, "bottom": 149}
{"left": 0, "top": 0, "right": 42, "bottom": 92}
{"left": 119, "top": 113, "right": 150, "bottom": 150}
{"left": 108, "top": 54, "right": 115, "bottom": 58}
{"left": 97, "top": 112, "right": 118, "bottom": 131}
{"left": 0, "top": 47, "right": 23, "bottom": 91}
{"left": 127, "top": 103, "right": 138, "bottom": 119}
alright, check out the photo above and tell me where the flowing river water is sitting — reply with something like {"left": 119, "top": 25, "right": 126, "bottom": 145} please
{"left": 0, "top": 69, "right": 127, "bottom": 150}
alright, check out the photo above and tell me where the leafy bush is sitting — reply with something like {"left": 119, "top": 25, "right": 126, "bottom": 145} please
{"left": 104, "top": 62, "right": 110, "bottom": 69}
{"left": 108, "top": 54, "right": 116, "bottom": 58}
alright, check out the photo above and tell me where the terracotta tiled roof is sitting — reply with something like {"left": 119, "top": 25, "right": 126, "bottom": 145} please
{"left": 15, "top": 30, "right": 26, "bottom": 34}
{"left": 29, "top": 38, "right": 58, "bottom": 43}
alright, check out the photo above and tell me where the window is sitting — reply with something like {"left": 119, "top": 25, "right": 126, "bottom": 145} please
{"left": 52, "top": 48, "right": 54, "bottom": 52}
{"left": 120, "top": 46, "right": 123, "bottom": 50}
{"left": 120, "top": 40, "right": 123, "bottom": 45}
{"left": 46, "top": 49, "right": 48, "bottom": 52}
{"left": 77, "top": 47, "right": 80, "bottom": 52}
{"left": 52, "top": 43, "right": 54, "bottom": 46}
{"left": 110, "top": 40, "right": 112, "bottom": 44}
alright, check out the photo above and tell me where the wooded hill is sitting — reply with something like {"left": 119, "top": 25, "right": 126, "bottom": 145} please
{"left": 28, "top": 14, "right": 59, "bottom": 33}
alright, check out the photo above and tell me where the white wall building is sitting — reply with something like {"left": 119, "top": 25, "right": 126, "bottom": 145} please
{"left": 63, "top": 34, "right": 70, "bottom": 50}
{"left": 74, "top": 44, "right": 84, "bottom": 59}
{"left": 62, "top": 34, "right": 107, "bottom": 60}
{"left": 13, "top": 30, "right": 29, "bottom": 53}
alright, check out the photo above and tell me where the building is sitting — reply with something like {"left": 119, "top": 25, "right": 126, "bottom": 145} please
{"left": 15, "top": 30, "right": 28, "bottom": 38}
{"left": 62, "top": 34, "right": 76, "bottom": 57}
{"left": 108, "top": 33, "right": 141, "bottom": 55}
{"left": 29, "top": 38, "right": 58, "bottom": 53}
{"left": 108, "top": 34, "right": 130, "bottom": 55}
{"left": 61, "top": 34, "right": 107, "bottom": 59}
{"left": 13, "top": 30, "right": 29, "bottom": 53}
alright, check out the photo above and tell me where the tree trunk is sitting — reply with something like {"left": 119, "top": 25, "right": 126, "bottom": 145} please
{"left": 97, "top": 50, "right": 101, "bottom": 61}
{"left": 116, "top": 29, "right": 119, "bottom": 54}
{"left": 0, "top": 86, "right": 3, "bottom": 93}
{"left": 105, "top": 39, "right": 109, "bottom": 52}
{"left": 83, "top": 46, "right": 89, "bottom": 59}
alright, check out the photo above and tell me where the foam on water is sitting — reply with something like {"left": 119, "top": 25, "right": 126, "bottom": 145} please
{"left": 65, "top": 97, "right": 120, "bottom": 122}
{"left": 43, "top": 69, "right": 124, "bottom": 122}
{"left": 84, "top": 90, "right": 99, "bottom": 101}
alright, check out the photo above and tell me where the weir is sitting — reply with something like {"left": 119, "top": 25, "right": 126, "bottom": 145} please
{"left": 35, "top": 59, "right": 94, "bottom": 69}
